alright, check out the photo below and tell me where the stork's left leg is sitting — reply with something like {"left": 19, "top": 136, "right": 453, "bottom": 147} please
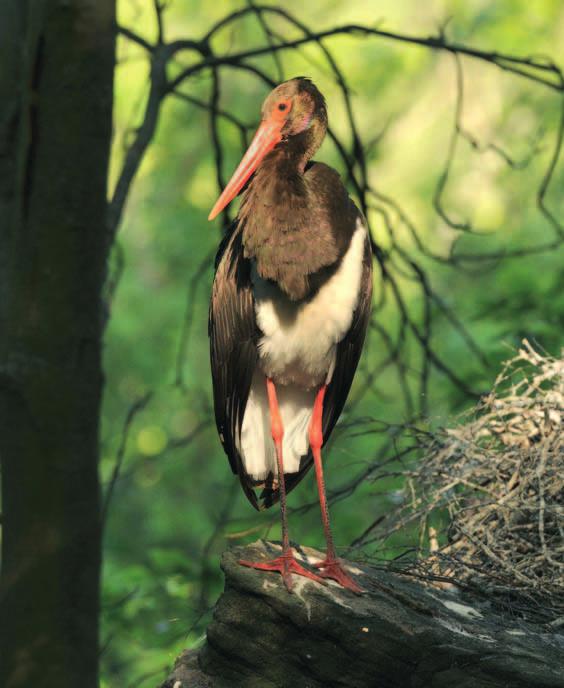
{"left": 309, "top": 385, "right": 364, "bottom": 594}
{"left": 239, "top": 377, "right": 325, "bottom": 592}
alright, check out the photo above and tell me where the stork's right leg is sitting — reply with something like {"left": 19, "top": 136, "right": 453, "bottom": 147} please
{"left": 239, "top": 377, "right": 325, "bottom": 592}
{"left": 309, "top": 385, "right": 364, "bottom": 593}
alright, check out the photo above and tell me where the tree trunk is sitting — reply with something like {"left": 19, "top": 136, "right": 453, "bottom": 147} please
{"left": 160, "top": 541, "right": 564, "bottom": 688}
{"left": 0, "top": 2, "right": 115, "bottom": 686}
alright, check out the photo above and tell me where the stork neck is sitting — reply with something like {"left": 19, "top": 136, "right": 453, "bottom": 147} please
{"left": 261, "top": 120, "right": 325, "bottom": 178}
{"left": 262, "top": 138, "right": 309, "bottom": 177}
{"left": 242, "top": 150, "right": 308, "bottom": 210}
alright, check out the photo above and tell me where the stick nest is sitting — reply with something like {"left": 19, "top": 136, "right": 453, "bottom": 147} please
{"left": 403, "top": 341, "right": 563, "bottom": 623}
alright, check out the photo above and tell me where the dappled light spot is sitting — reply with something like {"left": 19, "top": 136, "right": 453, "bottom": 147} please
{"left": 137, "top": 425, "right": 168, "bottom": 455}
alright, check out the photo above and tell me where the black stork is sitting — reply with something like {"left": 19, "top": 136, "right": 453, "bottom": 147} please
{"left": 208, "top": 77, "right": 372, "bottom": 593}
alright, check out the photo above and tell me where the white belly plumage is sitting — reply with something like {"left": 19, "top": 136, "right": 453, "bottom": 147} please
{"left": 238, "top": 221, "right": 367, "bottom": 480}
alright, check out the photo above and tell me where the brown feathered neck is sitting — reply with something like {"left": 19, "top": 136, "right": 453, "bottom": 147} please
{"left": 239, "top": 148, "right": 358, "bottom": 301}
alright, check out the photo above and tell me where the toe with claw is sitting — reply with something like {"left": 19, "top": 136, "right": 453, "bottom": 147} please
{"left": 239, "top": 553, "right": 326, "bottom": 592}
{"left": 313, "top": 557, "right": 364, "bottom": 594}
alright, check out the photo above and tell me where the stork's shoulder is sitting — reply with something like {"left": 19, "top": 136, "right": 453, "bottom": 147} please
{"left": 304, "top": 160, "right": 342, "bottom": 184}
{"left": 304, "top": 160, "right": 346, "bottom": 192}
{"left": 306, "top": 161, "right": 363, "bottom": 251}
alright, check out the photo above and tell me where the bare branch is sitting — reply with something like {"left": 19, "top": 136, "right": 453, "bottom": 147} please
{"left": 101, "top": 391, "right": 153, "bottom": 528}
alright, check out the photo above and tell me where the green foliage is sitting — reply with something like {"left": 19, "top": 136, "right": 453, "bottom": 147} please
{"left": 101, "top": 1, "right": 564, "bottom": 684}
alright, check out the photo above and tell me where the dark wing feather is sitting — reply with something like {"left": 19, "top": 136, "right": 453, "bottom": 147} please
{"left": 209, "top": 222, "right": 262, "bottom": 509}
{"left": 258, "top": 228, "right": 373, "bottom": 509}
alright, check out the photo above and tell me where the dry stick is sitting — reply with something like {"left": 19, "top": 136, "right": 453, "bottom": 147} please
{"left": 196, "top": 481, "right": 240, "bottom": 615}
{"left": 174, "top": 247, "right": 217, "bottom": 389}
{"left": 193, "top": 7, "right": 564, "bottom": 91}
{"left": 246, "top": 0, "right": 285, "bottom": 83}
{"left": 171, "top": 89, "right": 253, "bottom": 140}
{"left": 153, "top": 0, "right": 168, "bottom": 46}
{"left": 433, "top": 53, "right": 481, "bottom": 235}
{"left": 101, "top": 391, "right": 154, "bottom": 528}
{"left": 391, "top": 245, "right": 489, "bottom": 368}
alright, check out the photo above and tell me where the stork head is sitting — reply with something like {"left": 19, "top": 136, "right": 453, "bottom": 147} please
{"left": 208, "top": 77, "right": 327, "bottom": 221}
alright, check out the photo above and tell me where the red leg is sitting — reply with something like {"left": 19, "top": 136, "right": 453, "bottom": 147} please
{"left": 239, "top": 377, "right": 325, "bottom": 592}
{"left": 309, "top": 385, "right": 364, "bottom": 594}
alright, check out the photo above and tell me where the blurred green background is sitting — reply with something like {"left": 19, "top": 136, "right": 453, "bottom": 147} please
{"left": 101, "top": 1, "right": 564, "bottom": 685}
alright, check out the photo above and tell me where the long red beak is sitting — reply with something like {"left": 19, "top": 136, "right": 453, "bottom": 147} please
{"left": 208, "top": 118, "right": 284, "bottom": 221}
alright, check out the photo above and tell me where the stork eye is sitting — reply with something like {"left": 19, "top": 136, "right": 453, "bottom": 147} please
{"left": 278, "top": 103, "right": 287, "bottom": 111}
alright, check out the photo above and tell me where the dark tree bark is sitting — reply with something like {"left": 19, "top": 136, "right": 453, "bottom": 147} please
{"left": 0, "top": 2, "right": 115, "bottom": 687}
{"left": 160, "top": 541, "right": 564, "bottom": 688}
